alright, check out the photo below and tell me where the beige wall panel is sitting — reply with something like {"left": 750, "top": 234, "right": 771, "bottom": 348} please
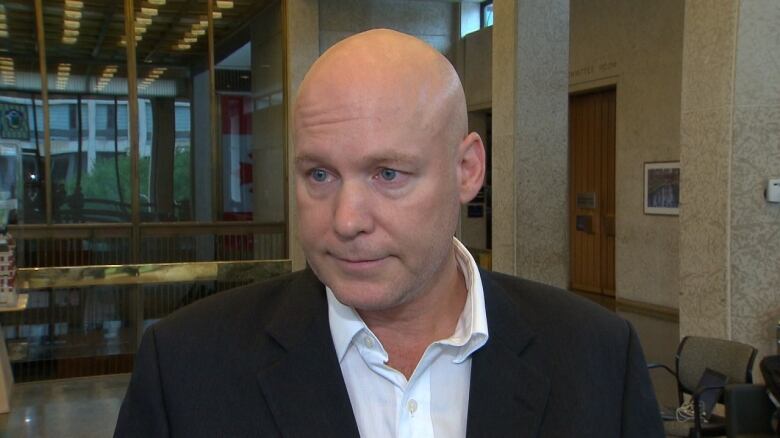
{"left": 318, "top": 0, "right": 458, "bottom": 61}
{"left": 678, "top": 0, "right": 739, "bottom": 339}
{"left": 285, "top": 0, "right": 320, "bottom": 269}
{"left": 730, "top": 0, "right": 780, "bottom": 362}
{"left": 463, "top": 27, "right": 492, "bottom": 110}
{"left": 570, "top": 0, "right": 684, "bottom": 308}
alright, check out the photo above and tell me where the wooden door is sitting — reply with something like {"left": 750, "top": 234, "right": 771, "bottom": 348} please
{"left": 569, "top": 89, "right": 616, "bottom": 296}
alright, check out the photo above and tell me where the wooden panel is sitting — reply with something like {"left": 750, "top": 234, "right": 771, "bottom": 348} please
{"left": 569, "top": 89, "right": 616, "bottom": 296}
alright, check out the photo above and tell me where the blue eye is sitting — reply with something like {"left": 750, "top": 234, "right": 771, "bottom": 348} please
{"left": 310, "top": 168, "right": 328, "bottom": 182}
{"left": 379, "top": 168, "right": 397, "bottom": 181}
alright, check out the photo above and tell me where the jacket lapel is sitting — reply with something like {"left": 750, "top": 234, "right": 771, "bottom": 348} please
{"left": 255, "top": 270, "right": 360, "bottom": 438}
{"left": 467, "top": 271, "right": 551, "bottom": 438}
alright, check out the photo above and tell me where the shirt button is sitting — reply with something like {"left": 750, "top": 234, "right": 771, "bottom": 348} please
{"left": 407, "top": 399, "right": 418, "bottom": 414}
{"left": 364, "top": 336, "right": 374, "bottom": 348}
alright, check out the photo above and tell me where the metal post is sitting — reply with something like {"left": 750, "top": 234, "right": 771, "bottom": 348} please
{"left": 33, "top": 0, "right": 51, "bottom": 225}
{"left": 123, "top": 0, "right": 144, "bottom": 347}
{"left": 208, "top": 0, "right": 219, "bottom": 223}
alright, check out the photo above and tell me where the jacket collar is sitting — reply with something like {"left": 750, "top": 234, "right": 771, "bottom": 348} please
{"left": 255, "top": 270, "right": 360, "bottom": 437}
{"left": 466, "top": 270, "right": 551, "bottom": 437}
{"left": 254, "top": 269, "right": 551, "bottom": 437}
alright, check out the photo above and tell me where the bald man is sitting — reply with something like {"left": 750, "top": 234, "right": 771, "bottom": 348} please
{"left": 115, "top": 30, "right": 663, "bottom": 437}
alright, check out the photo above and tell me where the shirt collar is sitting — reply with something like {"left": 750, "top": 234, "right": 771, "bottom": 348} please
{"left": 327, "top": 237, "right": 489, "bottom": 363}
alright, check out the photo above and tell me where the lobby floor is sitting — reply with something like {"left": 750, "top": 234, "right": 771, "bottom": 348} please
{"left": 0, "top": 294, "right": 681, "bottom": 438}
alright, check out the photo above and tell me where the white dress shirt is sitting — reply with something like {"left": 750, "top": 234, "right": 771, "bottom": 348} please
{"left": 327, "top": 237, "right": 489, "bottom": 438}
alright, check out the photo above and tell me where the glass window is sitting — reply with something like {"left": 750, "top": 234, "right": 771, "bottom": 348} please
{"left": 482, "top": 1, "right": 494, "bottom": 28}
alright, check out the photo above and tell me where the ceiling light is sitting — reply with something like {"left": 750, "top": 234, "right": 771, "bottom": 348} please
{"left": 0, "top": 23, "right": 7, "bottom": 31}
{"left": 141, "top": 8, "right": 158, "bottom": 16}
{"left": 58, "top": 64, "right": 71, "bottom": 71}
{"left": 64, "top": 10, "right": 82, "bottom": 19}
{"left": 64, "top": 20, "right": 80, "bottom": 29}
{"left": 64, "top": 29, "right": 79, "bottom": 37}
{"left": 62, "top": 36, "right": 77, "bottom": 44}
{"left": 216, "top": 1, "right": 234, "bottom": 9}
{"left": 183, "top": 36, "right": 197, "bottom": 43}
{"left": 212, "top": 11, "right": 222, "bottom": 19}
{"left": 0, "top": 31, "right": 7, "bottom": 38}
{"left": 199, "top": 19, "right": 208, "bottom": 27}
{"left": 135, "top": 35, "right": 143, "bottom": 41}
{"left": 191, "top": 29, "right": 205, "bottom": 36}
{"left": 148, "top": 0, "right": 165, "bottom": 5}
{"left": 136, "top": 16, "right": 152, "bottom": 25}
{"left": 65, "top": 0, "right": 83, "bottom": 8}
{"left": 135, "top": 26, "right": 147, "bottom": 34}
{"left": 176, "top": 43, "right": 190, "bottom": 50}
{"left": 0, "top": 65, "right": 13, "bottom": 72}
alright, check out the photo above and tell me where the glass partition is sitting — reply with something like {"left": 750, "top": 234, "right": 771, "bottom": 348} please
{"left": 2, "top": 0, "right": 288, "bottom": 382}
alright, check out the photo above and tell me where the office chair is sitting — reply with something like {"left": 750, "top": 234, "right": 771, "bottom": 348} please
{"left": 648, "top": 336, "right": 757, "bottom": 438}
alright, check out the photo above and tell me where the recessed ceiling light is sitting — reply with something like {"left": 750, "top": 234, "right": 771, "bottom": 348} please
{"left": 65, "top": 0, "right": 83, "bottom": 8}
{"left": 141, "top": 8, "right": 158, "bottom": 16}
{"left": 216, "top": 1, "right": 233, "bottom": 9}
{"left": 64, "top": 20, "right": 80, "bottom": 29}
{"left": 191, "top": 29, "right": 205, "bottom": 36}
{"left": 0, "top": 31, "right": 8, "bottom": 38}
{"left": 176, "top": 43, "right": 190, "bottom": 50}
{"left": 62, "top": 36, "right": 77, "bottom": 44}
{"left": 148, "top": 0, "right": 165, "bottom": 5}
{"left": 64, "top": 10, "right": 82, "bottom": 19}
{"left": 64, "top": 29, "right": 79, "bottom": 37}
{"left": 212, "top": 11, "right": 222, "bottom": 19}
{"left": 136, "top": 16, "right": 152, "bottom": 25}
{"left": 183, "top": 36, "right": 197, "bottom": 43}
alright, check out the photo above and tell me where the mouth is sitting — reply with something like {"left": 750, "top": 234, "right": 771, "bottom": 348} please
{"left": 329, "top": 253, "right": 389, "bottom": 271}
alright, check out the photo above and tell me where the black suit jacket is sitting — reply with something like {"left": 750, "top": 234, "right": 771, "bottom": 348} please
{"left": 114, "top": 269, "right": 664, "bottom": 437}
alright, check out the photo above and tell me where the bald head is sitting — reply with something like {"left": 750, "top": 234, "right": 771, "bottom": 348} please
{"left": 295, "top": 29, "right": 468, "bottom": 152}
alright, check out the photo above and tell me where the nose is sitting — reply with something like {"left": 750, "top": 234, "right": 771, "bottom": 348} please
{"left": 332, "top": 180, "right": 374, "bottom": 239}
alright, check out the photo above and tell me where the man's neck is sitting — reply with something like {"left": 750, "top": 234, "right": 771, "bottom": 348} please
{"left": 357, "top": 252, "right": 468, "bottom": 379}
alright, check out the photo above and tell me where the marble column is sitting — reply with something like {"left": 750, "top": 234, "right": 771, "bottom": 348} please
{"left": 680, "top": 0, "right": 780, "bottom": 362}
{"left": 491, "top": 0, "right": 570, "bottom": 288}
{"left": 284, "top": 0, "right": 319, "bottom": 270}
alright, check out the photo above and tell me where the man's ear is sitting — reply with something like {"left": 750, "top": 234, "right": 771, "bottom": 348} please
{"left": 456, "top": 132, "right": 486, "bottom": 204}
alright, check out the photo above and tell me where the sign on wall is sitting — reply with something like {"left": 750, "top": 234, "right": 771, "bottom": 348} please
{"left": 0, "top": 104, "right": 29, "bottom": 141}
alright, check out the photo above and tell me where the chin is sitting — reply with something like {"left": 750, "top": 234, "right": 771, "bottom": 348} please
{"left": 328, "top": 281, "right": 409, "bottom": 312}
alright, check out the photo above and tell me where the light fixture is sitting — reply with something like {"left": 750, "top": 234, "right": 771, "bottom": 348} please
{"left": 199, "top": 19, "right": 208, "bottom": 27}
{"left": 64, "top": 20, "right": 80, "bottom": 29}
{"left": 183, "top": 36, "right": 197, "bottom": 43}
{"left": 58, "top": 64, "right": 71, "bottom": 71}
{"left": 148, "top": 0, "right": 166, "bottom": 5}
{"left": 176, "top": 43, "right": 190, "bottom": 50}
{"left": 216, "top": 1, "right": 234, "bottom": 9}
{"left": 62, "top": 36, "right": 77, "bottom": 44}
{"left": 0, "top": 31, "right": 7, "bottom": 38}
{"left": 135, "top": 35, "right": 143, "bottom": 41}
{"left": 135, "top": 26, "right": 147, "bottom": 34}
{"left": 0, "top": 23, "right": 7, "bottom": 31}
{"left": 136, "top": 16, "right": 152, "bottom": 25}
{"left": 64, "top": 10, "right": 82, "bottom": 19}
{"left": 141, "top": 7, "right": 158, "bottom": 16}
{"left": 212, "top": 11, "right": 222, "bottom": 19}
{"left": 64, "top": 29, "right": 79, "bottom": 37}
{"left": 65, "top": 0, "right": 84, "bottom": 8}
{"left": 191, "top": 28, "right": 205, "bottom": 36}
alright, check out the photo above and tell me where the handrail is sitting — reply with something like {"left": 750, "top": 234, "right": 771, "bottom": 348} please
{"left": 15, "top": 259, "right": 292, "bottom": 289}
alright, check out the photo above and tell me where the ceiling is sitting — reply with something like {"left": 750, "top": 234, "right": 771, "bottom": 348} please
{"left": 0, "top": 0, "right": 273, "bottom": 81}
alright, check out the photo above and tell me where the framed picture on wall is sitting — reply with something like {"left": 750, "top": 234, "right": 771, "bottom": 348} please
{"left": 644, "top": 161, "right": 680, "bottom": 215}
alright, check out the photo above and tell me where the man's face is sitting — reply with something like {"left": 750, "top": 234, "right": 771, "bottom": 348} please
{"left": 294, "top": 92, "right": 462, "bottom": 312}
